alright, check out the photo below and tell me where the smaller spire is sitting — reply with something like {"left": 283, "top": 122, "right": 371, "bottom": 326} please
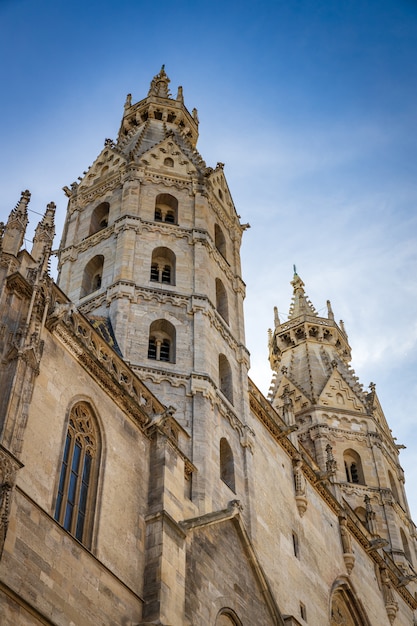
{"left": 2, "top": 190, "right": 31, "bottom": 256}
{"left": 31, "top": 202, "right": 56, "bottom": 269}
{"left": 288, "top": 269, "right": 318, "bottom": 319}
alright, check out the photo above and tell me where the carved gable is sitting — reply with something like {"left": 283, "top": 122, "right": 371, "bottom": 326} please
{"left": 140, "top": 137, "right": 198, "bottom": 175}
{"left": 319, "top": 370, "right": 366, "bottom": 413}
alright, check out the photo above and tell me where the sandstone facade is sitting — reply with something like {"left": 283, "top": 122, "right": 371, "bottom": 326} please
{"left": 0, "top": 67, "right": 416, "bottom": 625}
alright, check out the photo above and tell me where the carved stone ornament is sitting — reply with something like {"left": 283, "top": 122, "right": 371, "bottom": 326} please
{"left": 293, "top": 455, "right": 308, "bottom": 516}
{"left": 381, "top": 566, "right": 398, "bottom": 625}
{"left": 339, "top": 515, "right": 355, "bottom": 574}
{"left": 0, "top": 446, "right": 23, "bottom": 558}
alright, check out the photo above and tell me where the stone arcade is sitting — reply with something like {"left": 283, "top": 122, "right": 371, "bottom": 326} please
{"left": 0, "top": 67, "right": 416, "bottom": 625}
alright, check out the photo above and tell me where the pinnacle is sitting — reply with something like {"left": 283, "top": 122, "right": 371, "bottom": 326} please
{"left": 288, "top": 270, "right": 318, "bottom": 320}
{"left": 148, "top": 65, "right": 171, "bottom": 99}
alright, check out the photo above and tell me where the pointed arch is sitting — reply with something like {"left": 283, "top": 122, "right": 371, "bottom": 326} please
{"left": 220, "top": 438, "right": 235, "bottom": 492}
{"left": 215, "top": 278, "right": 229, "bottom": 323}
{"left": 400, "top": 528, "right": 413, "bottom": 564}
{"left": 343, "top": 448, "right": 365, "bottom": 485}
{"left": 54, "top": 402, "right": 101, "bottom": 548}
{"left": 330, "top": 577, "right": 372, "bottom": 626}
{"left": 89, "top": 202, "right": 109, "bottom": 236}
{"left": 215, "top": 609, "right": 242, "bottom": 626}
{"left": 388, "top": 470, "right": 400, "bottom": 503}
{"left": 219, "top": 354, "right": 233, "bottom": 404}
{"left": 214, "top": 223, "right": 227, "bottom": 259}
{"left": 81, "top": 255, "right": 104, "bottom": 297}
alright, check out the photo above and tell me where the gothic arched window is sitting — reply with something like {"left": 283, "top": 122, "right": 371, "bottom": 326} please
{"left": 220, "top": 438, "right": 235, "bottom": 492}
{"left": 80, "top": 255, "right": 104, "bottom": 298}
{"left": 219, "top": 354, "right": 233, "bottom": 405}
{"left": 388, "top": 470, "right": 400, "bottom": 503}
{"left": 154, "top": 193, "right": 178, "bottom": 224}
{"left": 330, "top": 581, "right": 372, "bottom": 626}
{"left": 400, "top": 528, "right": 413, "bottom": 564}
{"left": 148, "top": 319, "right": 176, "bottom": 363}
{"left": 54, "top": 402, "right": 100, "bottom": 548}
{"left": 215, "top": 278, "right": 229, "bottom": 323}
{"left": 343, "top": 449, "right": 365, "bottom": 485}
{"left": 89, "top": 202, "right": 109, "bottom": 236}
{"left": 150, "top": 247, "right": 176, "bottom": 285}
{"left": 214, "top": 224, "right": 227, "bottom": 259}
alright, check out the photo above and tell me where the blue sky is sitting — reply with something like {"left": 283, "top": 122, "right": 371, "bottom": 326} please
{"left": 1, "top": 0, "right": 417, "bottom": 519}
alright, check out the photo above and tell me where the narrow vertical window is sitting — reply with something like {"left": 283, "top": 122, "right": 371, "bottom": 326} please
{"left": 54, "top": 403, "right": 99, "bottom": 548}
{"left": 220, "top": 438, "right": 235, "bottom": 492}
{"left": 292, "top": 531, "right": 299, "bottom": 558}
{"left": 343, "top": 449, "right": 365, "bottom": 485}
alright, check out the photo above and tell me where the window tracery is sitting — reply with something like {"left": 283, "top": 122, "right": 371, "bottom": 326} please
{"left": 54, "top": 402, "right": 100, "bottom": 547}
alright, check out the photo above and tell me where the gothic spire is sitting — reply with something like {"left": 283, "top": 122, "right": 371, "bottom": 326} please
{"left": 288, "top": 270, "right": 318, "bottom": 319}
{"left": 2, "top": 190, "right": 31, "bottom": 255}
{"left": 31, "top": 202, "right": 56, "bottom": 268}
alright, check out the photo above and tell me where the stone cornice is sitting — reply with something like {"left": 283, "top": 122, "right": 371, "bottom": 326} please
{"left": 48, "top": 302, "right": 165, "bottom": 428}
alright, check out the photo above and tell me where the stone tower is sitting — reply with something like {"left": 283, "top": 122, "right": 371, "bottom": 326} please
{"left": 57, "top": 66, "right": 253, "bottom": 516}
{"left": 1, "top": 69, "right": 416, "bottom": 626}
{"left": 268, "top": 270, "right": 416, "bottom": 579}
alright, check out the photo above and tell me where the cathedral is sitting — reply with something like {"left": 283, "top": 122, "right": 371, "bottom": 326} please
{"left": 0, "top": 67, "right": 416, "bottom": 625}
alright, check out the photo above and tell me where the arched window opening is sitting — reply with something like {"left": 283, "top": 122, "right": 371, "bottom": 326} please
{"left": 215, "top": 609, "right": 242, "bottom": 626}
{"left": 89, "top": 202, "right": 110, "bottom": 236}
{"left": 388, "top": 470, "right": 400, "bottom": 503}
{"left": 150, "top": 247, "right": 176, "bottom": 285}
{"left": 354, "top": 507, "right": 367, "bottom": 526}
{"left": 80, "top": 255, "right": 104, "bottom": 298}
{"left": 54, "top": 402, "right": 100, "bottom": 548}
{"left": 401, "top": 528, "right": 413, "bottom": 564}
{"left": 220, "top": 438, "right": 235, "bottom": 492}
{"left": 330, "top": 582, "right": 372, "bottom": 626}
{"left": 155, "top": 193, "right": 178, "bottom": 224}
{"left": 214, "top": 224, "right": 227, "bottom": 259}
{"left": 215, "top": 278, "right": 229, "bottom": 323}
{"left": 148, "top": 319, "right": 176, "bottom": 363}
{"left": 164, "top": 157, "right": 174, "bottom": 167}
{"left": 219, "top": 354, "right": 233, "bottom": 405}
{"left": 343, "top": 449, "right": 365, "bottom": 485}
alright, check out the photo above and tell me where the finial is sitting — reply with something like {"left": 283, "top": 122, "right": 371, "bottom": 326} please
{"left": 148, "top": 66, "right": 171, "bottom": 98}
{"left": 176, "top": 86, "right": 184, "bottom": 102}
{"left": 124, "top": 93, "right": 132, "bottom": 109}
{"left": 293, "top": 263, "right": 297, "bottom": 275}
{"left": 274, "top": 306, "right": 280, "bottom": 327}
{"left": 326, "top": 299, "right": 334, "bottom": 320}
